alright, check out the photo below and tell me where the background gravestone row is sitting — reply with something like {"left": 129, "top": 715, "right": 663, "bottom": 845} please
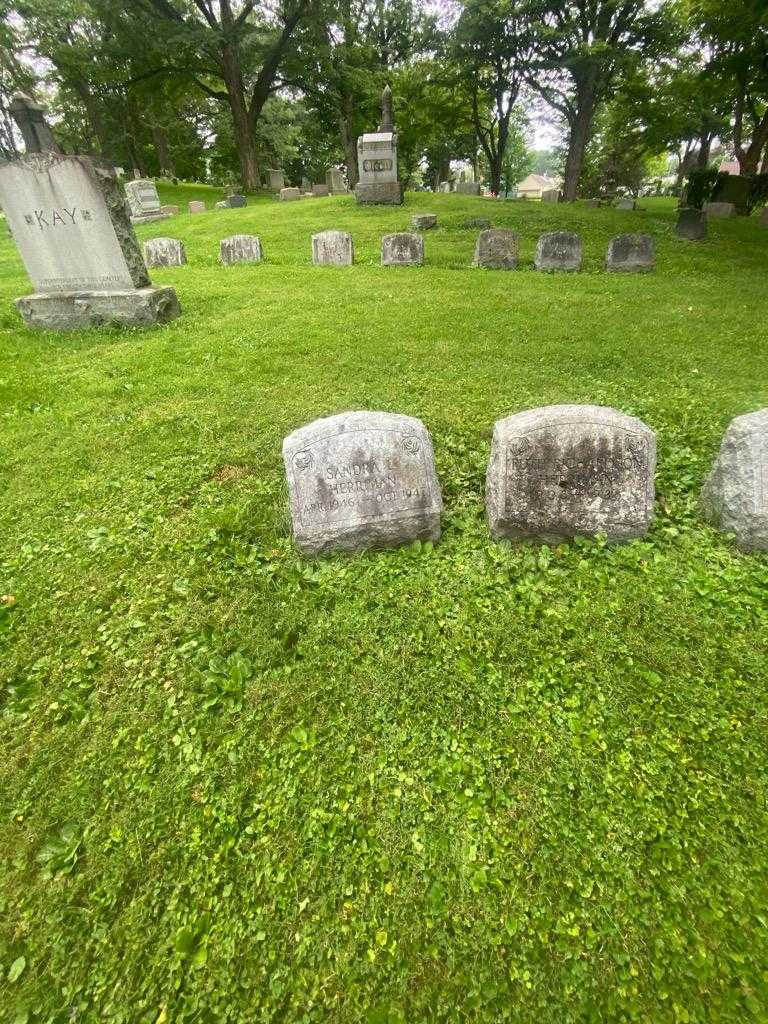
{"left": 143, "top": 231, "right": 657, "bottom": 272}
{"left": 283, "top": 406, "right": 768, "bottom": 556}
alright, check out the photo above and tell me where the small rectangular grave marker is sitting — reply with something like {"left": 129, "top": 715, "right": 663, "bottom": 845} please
{"left": 605, "top": 233, "right": 654, "bottom": 272}
{"left": 675, "top": 208, "right": 707, "bottom": 240}
{"left": 701, "top": 409, "right": 768, "bottom": 550}
{"left": 312, "top": 230, "right": 353, "bottom": 265}
{"left": 188, "top": 201, "right": 205, "bottom": 214}
{"left": 703, "top": 201, "right": 735, "bottom": 219}
{"left": 280, "top": 187, "right": 301, "bottom": 202}
{"left": 220, "top": 234, "right": 262, "bottom": 265}
{"left": 534, "top": 231, "right": 582, "bottom": 271}
{"left": 474, "top": 229, "right": 518, "bottom": 269}
{"left": 381, "top": 233, "right": 423, "bottom": 266}
{"left": 283, "top": 411, "right": 442, "bottom": 555}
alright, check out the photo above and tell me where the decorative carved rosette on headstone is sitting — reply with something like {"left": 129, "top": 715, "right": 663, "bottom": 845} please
{"left": 283, "top": 411, "right": 443, "bottom": 555}
{"left": 486, "top": 405, "right": 656, "bottom": 543}
{"left": 701, "top": 409, "right": 768, "bottom": 551}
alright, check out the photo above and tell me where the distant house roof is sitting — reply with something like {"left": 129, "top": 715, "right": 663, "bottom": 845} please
{"left": 517, "top": 173, "right": 558, "bottom": 192}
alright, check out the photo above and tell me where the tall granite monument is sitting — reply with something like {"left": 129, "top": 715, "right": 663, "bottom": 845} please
{"left": 354, "top": 85, "right": 403, "bottom": 206}
{"left": 0, "top": 95, "right": 180, "bottom": 330}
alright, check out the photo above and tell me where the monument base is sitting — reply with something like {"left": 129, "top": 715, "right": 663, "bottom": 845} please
{"left": 130, "top": 212, "right": 172, "bottom": 225}
{"left": 16, "top": 286, "right": 181, "bottom": 331}
{"left": 354, "top": 181, "right": 403, "bottom": 205}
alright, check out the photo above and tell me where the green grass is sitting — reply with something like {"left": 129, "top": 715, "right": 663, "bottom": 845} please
{"left": 1, "top": 188, "right": 767, "bottom": 1024}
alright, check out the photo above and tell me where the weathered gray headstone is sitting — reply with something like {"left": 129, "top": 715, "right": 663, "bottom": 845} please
{"left": 144, "top": 237, "right": 187, "bottom": 268}
{"left": 455, "top": 181, "right": 481, "bottom": 196}
{"left": 704, "top": 201, "right": 735, "bottom": 219}
{"left": 615, "top": 197, "right": 636, "bottom": 210}
{"left": 534, "top": 231, "right": 582, "bottom": 272}
{"left": 227, "top": 194, "right": 247, "bottom": 208}
{"left": 325, "top": 168, "right": 347, "bottom": 194}
{"left": 474, "top": 229, "right": 518, "bottom": 270}
{"left": 605, "top": 233, "right": 655, "bottom": 272}
{"left": 268, "top": 169, "right": 285, "bottom": 191}
{"left": 464, "top": 217, "right": 491, "bottom": 229}
{"left": 486, "top": 405, "right": 656, "bottom": 543}
{"left": 411, "top": 213, "right": 437, "bottom": 230}
{"left": 159, "top": 204, "right": 179, "bottom": 216}
{"left": 312, "top": 230, "right": 353, "bottom": 266}
{"left": 283, "top": 411, "right": 442, "bottom": 555}
{"left": 220, "top": 234, "right": 262, "bottom": 265}
{"left": 0, "top": 111, "right": 179, "bottom": 331}
{"left": 439, "top": 181, "right": 452, "bottom": 193}
{"left": 675, "top": 208, "right": 707, "bottom": 241}
{"left": 279, "top": 187, "right": 301, "bottom": 202}
{"left": 215, "top": 200, "right": 228, "bottom": 210}
{"left": 125, "top": 178, "right": 169, "bottom": 224}
{"left": 354, "top": 85, "right": 403, "bottom": 206}
{"left": 541, "top": 188, "right": 560, "bottom": 203}
{"left": 712, "top": 174, "right": 750, "bottom": 215}
{"left": 701, "top": 410, "right": 768, "bottom": 551}
{"left": 188, "top": 200, "right": 205, "bottom": 214}
{"left": 381, "top": 232, "right": 423, "bottom": 266}
{"left": 312, "top": 183, "right": 330, "bottom": 197}
{"left": 759, "top": 207, "right": 768, "bottom": 227}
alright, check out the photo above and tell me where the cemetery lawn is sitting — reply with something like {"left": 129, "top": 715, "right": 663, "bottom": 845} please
{"left": 2, "top": 185, "right": 768, "bottom": 1024}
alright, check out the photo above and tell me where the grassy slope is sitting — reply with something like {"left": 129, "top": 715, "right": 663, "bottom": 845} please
{"left": 1, "top": 186, "right": 767, "bottom": 1024}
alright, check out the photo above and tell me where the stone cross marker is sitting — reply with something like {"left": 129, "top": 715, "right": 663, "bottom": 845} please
{"left": 486, "top": 405, "right": 656, "bottom": 543}
{"left": 354, "top": 85, "right": 403, "bottom": 206}
{"left": 283, "top": 411, "right": 443, "bottom": 555}
{"left": 701, "top": 409, "right": 768, "bottom": 550}
{"left": 534, "top": 231, "right": 582, "bottom": 272}
{"left": 0, "top": 96, "right": 179, "bottom": 330}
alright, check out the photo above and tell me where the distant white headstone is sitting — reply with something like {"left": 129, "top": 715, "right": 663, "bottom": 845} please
{"left": 311, "top": 230, "right": 353, "bottom": 266}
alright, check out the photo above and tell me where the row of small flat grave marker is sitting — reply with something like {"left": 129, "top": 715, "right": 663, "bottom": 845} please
{"left": 283, "top": 406, "right": 768, "bottom": 556}
{"left": 144, "top": 229, "right": 656, "bottom": 272}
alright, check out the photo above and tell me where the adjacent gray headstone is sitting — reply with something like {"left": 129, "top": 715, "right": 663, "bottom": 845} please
{"left": 759, "top": 207, "right": 768, "bottom": 227}
{"left": 220, "top": 234, "right": 262, "bottom": 265}
{"left": 439, "top": 181, "right": 452, "bottom": 193}
{"left": 411, "top": 214, "right": 437, "bottom": 230}
{"left": 541, "top": 189, "right": 560, "bottom": 203}
{"left": 144, "top": 237, "right": 187, "bottom": 268}
{"left": 280, "top": 187, "right": 301, "bottom": 202}
{"left": 0, "top": 149, "right": 180, "bottom": 330}
{"left": 474, "top": 229, "right": 518, "bottom": 270}
{"left": 283, "top": 411, "right": 442, "bottom": 555}
{"left": 215, "top": 200, "right": 228, "bottom": 210}
{"left": 455, "top": 181, "right": 481, "bottom": 196}
{"left": 605, "top": 233, "right": 655, "bottom": 272}
{"left": 312, "top": 230, "right": 353, "bottom": 266}
{"left": 227, "top": 194, "right": 247, "bottom": 208}
{"left": 188, "top": 200, "right": 205, "bottom": 214}
{"left": 486, "top": 405, "right": 656, "bottom": 544}
{"left": 675, "top": 208, "right": 707, "bottom": 241}
{"left": 159, "top": 204, "right": 179, "bottom": 216}
{"left": 326, "top": 168, "right": 347, "bottom": 194}
{"left": 312, "top": 183, "right": 330, "bottom": 197}
{"left": 125, "top": 179, "right": 169, "bottom": 224}
{"left": 534, "top": 231, "right": 582, "bottom": 272}
{"left": 268, "top": 169, "right": 285, "bottom": 191}
{"left": 615, "top": 198, "right": 636, "bottom": 210}
{"left": 701, "top": 409, "right": 768, "bottom": 551}
{"left": 712, "top": 174, "right": 750, "bottom": 215}
{"left": 704, "top": 201, "right": 735, "bottom": 219}
{"left": 464, "top": 217, "right": 491, "bottom": 229}
{"left": 381, "top": 232, "right": 423, "bottom": 266}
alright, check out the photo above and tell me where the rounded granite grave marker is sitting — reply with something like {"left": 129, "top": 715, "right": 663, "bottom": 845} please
{"left": 534, "top": 231, "right": 582, "bottom": 272}
{"left": 312, "top": 230, "right": 353, "bottom": 266}
{"left": 143, "top": 237, "right": 187, "bottom": 268}
{"left": 701, "top": 409, "right": 768, "bottom": 551}
{"left": 605, "top": 234, "right": 654, "bottom": 273}
{"left": 283, "top": 411, "right": 442, "bottom": 555}
{"left": 220, "top": 234, "right": 262, "bottom": 265}
{"left": 381, "top": 233, "right": 423, "bottom": 266}
{"left": 474, "top": 229, "right": 518, "bottom": 270}
{"left": 486, "top": 405, "right": 656, "bottom": 544}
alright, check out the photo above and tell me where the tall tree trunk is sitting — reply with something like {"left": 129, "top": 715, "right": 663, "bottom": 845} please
{"left": 696, "top": 133, "right": 712, "bottom": 169}
{"left": 339, "top": 94, "right": 358, "bottom": 186}
{"left": 152, "top": 126, "right": 175, "bottom": 176}
{"left": 488, "top": 152, "right": 502, "bottom": 195}
{"left": 222, "top": 49, "right": 259, "bottom": 189}
{"left": 562, "top": 75, "right": 598, "bottom": 201}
